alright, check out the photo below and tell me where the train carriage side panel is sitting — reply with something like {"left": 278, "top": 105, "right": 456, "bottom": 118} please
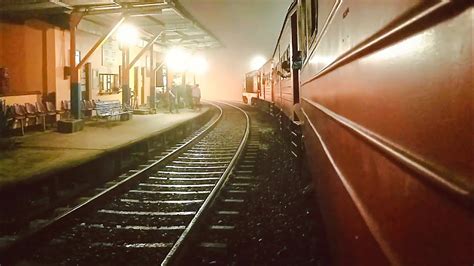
{"left": 299, "top": 1, "right": 473, "bottom": 265}
{"left": 272, "top": 45, "right": 282, "bottom": 110}
{"left": 274, "top": 4, "right": 298, "bottom": 120}
{"left": 243, "top": 70, "right": 259, "bottom": 105}
{"left": 261, "top": 60, "right": 273, "bottom": 103}
{"left": 290, "top": 12, "right": 300, "bottom": 108}
{"left": 279, "top": 43, "right": 294, "bottom": 119}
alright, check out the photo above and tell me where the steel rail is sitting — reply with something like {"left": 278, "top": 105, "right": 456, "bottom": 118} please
{"left": 0, "top": 102, "right": 223, "bottom": 263}
{"left": 161, "top": 102, "right": 251, "bottom": 266}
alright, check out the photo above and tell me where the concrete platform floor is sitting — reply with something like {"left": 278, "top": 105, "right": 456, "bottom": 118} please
{"left": 0, "top": 106, "right": 210, "bottom": 189}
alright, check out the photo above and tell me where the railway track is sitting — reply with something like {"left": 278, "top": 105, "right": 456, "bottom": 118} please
{"left": 1, "top": 102, "right": 258, "bottom": 265}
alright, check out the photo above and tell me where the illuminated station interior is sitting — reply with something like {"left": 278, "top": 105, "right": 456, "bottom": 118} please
{"left": 0, "top": 0, "right": 472, "bottom": 265}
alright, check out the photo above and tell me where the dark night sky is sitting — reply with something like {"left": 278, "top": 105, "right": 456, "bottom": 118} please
{"left": 179, "top": 0, "right": 292, "bottom": 100}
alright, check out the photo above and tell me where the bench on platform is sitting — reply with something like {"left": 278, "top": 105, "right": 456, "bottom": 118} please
{"left": 36, "top": 101, "right": 57, "bottom": 128}
{"left": 25, "top": 103, "right": 46, "bottom": 131}
{"left": 60, "top": 100, "right": 70, "bottom": 119}
{"left": 95, "top": 100, "right": 132, "bottom": 122}
{"left": 8, "top": 102, "right": 63, "bottom": 135}
{"left": 81, "top": 99, "right": 96, "bottom": 118}
{"left": 10, "top": 104, "right": 26, "bottom": 135}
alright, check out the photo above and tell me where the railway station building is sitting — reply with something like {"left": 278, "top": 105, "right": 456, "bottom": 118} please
{"left": 0, "top": 0, "right": 219, "bottom": 128}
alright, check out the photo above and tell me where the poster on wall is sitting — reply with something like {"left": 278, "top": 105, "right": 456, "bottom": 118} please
{"left": 75, "top": 50, "right": 81, "bottom": 65}
{"left": 102, "top": 39, "right": 118, "bottom": 68}
{"left": 75, "top": 50, "right": 87, "bottom": 95}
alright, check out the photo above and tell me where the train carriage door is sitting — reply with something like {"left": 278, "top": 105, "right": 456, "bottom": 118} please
{"left": 291, "top": 13, "right": 300, "bottom": 105}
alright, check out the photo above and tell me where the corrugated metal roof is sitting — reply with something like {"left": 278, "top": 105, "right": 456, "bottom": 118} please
{"left": 0, "top": 0, "right": 221, "bottom": 50}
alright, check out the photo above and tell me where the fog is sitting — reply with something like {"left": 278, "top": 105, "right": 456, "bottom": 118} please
{"left": 179, "top": 0, "right": 291, "bottom": 100}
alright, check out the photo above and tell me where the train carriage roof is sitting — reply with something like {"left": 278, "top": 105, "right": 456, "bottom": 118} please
{"left": 271, "top": 0, "right": 298, "bottom": 59}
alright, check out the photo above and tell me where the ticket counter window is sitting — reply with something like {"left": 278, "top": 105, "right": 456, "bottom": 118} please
{"left": 99, "top": 74, "right": 119, "bottom": 94}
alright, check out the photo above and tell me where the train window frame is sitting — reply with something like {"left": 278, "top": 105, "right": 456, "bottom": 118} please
{"left": 301, "top": 0, "right": 319, "bottom": 66}
{"left": 278, "top": 45, "right": 291, "bottom": 79}
{"left": 309, "top": 0, "right": 318, "bottom": 36}
{"left": 264, "top": 73, "right": 271, "bottom": 85}
{"left": 298, "top": 0, "right": 308, "bottom": 61}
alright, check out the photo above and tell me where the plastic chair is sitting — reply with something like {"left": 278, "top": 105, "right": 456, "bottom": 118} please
{"left": 25, "top": 103, "right": 45, "bottom": 131}
{"left": 12, "top": 104, "right": 26, "bottom": 135}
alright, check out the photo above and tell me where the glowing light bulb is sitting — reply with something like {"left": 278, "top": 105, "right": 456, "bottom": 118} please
{"left": 189, "top": 55, "right": 208, "bottom": 74}
{"left": 117, "top": 24, "right": 138, "bottom": 46}
{"left": 250, "top": 55, "right": 266, "bottom": 70}
{"left": 166, "top": 47, "right": 190, "bottom": 72}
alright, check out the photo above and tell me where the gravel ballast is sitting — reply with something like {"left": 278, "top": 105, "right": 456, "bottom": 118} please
{"left": 226, "top": 108, "right": 329, "bottom": 265}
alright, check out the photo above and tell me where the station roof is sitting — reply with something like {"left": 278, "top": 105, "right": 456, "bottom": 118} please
{"left": 0, "top": 0, "right": 221, "bottom": 50}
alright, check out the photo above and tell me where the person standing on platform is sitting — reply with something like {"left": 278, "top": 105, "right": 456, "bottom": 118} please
{"left": 173, "top": 84, "right": 180, "bottom": 113}
{"left": 186, "top": 84, "right": 193, "bottom": 109}
{"left": 192, "top": 84, "right": 201, "bottom": 111}
{"left": 168, "top": 84, "right": 177, "bottom": 114}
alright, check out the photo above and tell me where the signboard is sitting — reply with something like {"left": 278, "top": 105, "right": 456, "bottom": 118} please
{"left": 102, "top": 39, "right": 118, "bottom": 67}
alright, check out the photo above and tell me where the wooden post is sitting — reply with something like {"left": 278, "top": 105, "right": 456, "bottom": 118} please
{"left": 76, "top": 17, "right": 126, "bottom": 70}
{"left": 69, "top": 12, "right": 82, "bottom": 120}
{"left": 150, "top": 44, "right": 156, "bottom": 110}
{"left": 179, "top": 72, "right": 185, "bottom": 111}
{"left": 85, "top": 62, "right": 92, "bottom": 100}
{"left": 129, "top": 31, "right": 163, "bottom": 68}
{"left": 121, "top": 45, "right": 130, "bottom": 107}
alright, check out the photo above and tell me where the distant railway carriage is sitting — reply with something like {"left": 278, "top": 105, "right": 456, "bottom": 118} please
{"left": 260, "top": 60, "right": 273, "bottom": 103}
{"left": 251, "top": 0, "right": 473, "bottom": 265}
{"left": 242, "top": 70, "right": 260, "bottom": 105}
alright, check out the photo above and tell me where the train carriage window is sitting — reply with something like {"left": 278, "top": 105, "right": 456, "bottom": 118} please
{"left": 278, "top": 46, "right": 291, "bottom": 79}
{"left": 305, "top": 0, "right": 318, "bottom": 41}
{"left": 298, "top": 0, "right": 318, "bottom": 64}
{"left": 298, "top": 0, "right": 308, "bottom": 60}
{"left": 310, "top": 0, "right": 318, "bottom": 35}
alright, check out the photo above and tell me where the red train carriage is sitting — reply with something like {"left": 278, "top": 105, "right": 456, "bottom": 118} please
{"left": 254, "top": 59, "right": 275, "bottom": 114}
{"left": 256, "top": 0, "right": 473, "bottom": 265}
{"left": 271, "top": 1, "right": 301, "bottom": 121}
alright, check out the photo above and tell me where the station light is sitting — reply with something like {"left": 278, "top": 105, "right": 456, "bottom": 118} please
{"left": 166, "top": 47, "right": 190, "bottom": 72}
{"left": 250, "top": 55, "right": 266, "bottom": 71}
{"left": 116, "top": 23, "right": 138, "bottom": 46}
{"left": 189, "top": 54, "right": 209, "bottom": 74}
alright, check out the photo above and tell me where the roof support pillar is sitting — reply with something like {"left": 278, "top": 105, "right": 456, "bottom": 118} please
{"left": 129, "top": 30, "right": 164, "bottom": 68}
{"left": 127, "top": 30, "right": 168, "bottom": 110}
{"left": 149, "top": 44, "right": 156, "bottom": 110}
{"left": 121, "top": 45, "right": 130, "bottom": 107}
{"left": 69, "top": 12, "right": 83, "bottom": 120}
{"left": 153, "top": 61, "right": 165, "bottom": 73}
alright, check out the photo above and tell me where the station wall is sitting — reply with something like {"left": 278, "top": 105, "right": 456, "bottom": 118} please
{"left": 53, "top": 28, "right": 70, "bottom": 108}
{"left": 0, "top": 18, "right": 160, "bottom": 110}
{"left": 0, "top": 20, "right": 44, "bottom": 95}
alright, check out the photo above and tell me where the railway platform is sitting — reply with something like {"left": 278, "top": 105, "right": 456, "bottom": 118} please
{"left": 0, "top": 106, "right": 210, "bottom": 190}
